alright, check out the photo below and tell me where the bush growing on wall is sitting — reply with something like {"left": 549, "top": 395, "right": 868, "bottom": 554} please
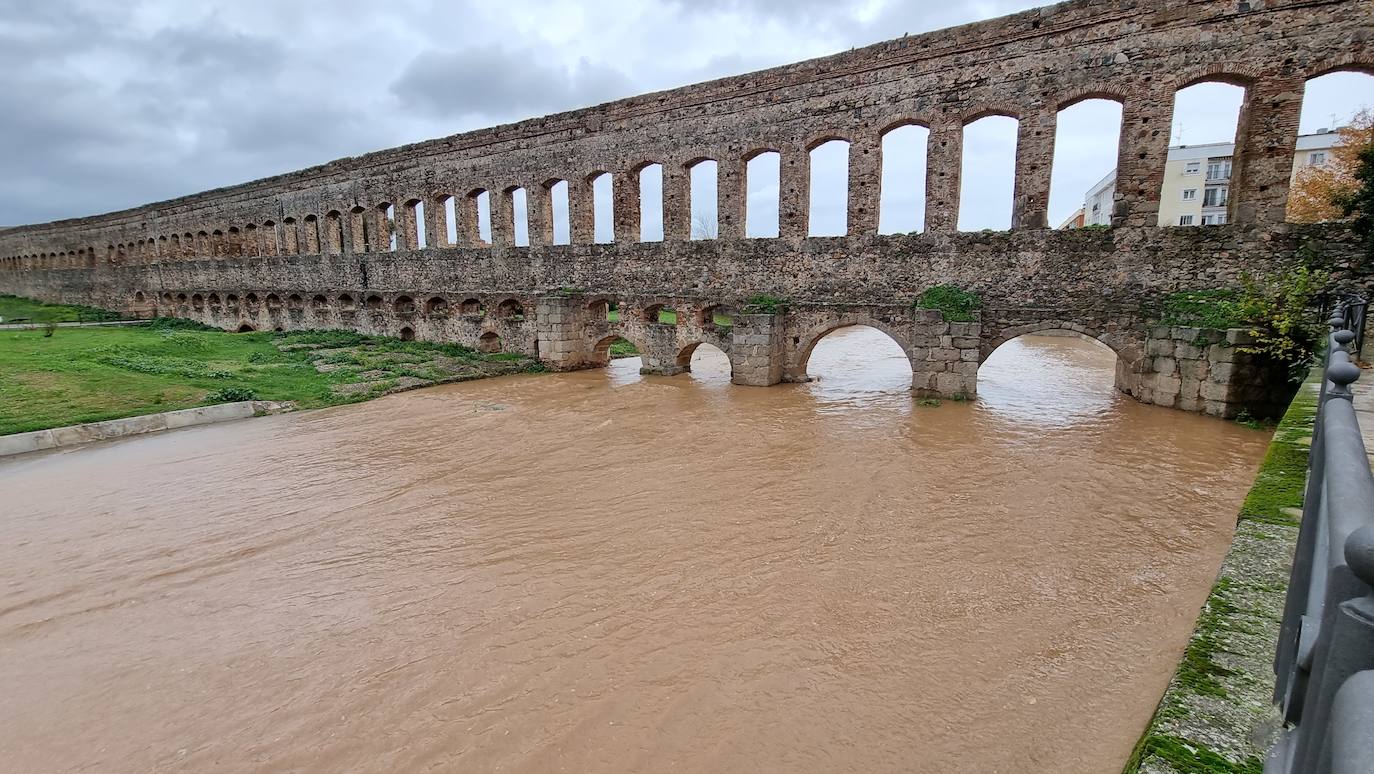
{"left": 913, "top": 285, "right": 982, "bottom": 322}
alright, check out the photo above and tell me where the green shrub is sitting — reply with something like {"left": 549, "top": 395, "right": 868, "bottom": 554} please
{"left": 1160, "top": 290, "right": 1245, "bottom": 329}
{"left": 914, "top": 284, "right": 982, "bottom": 322}
{"left": 742, "top": 294, "right": 787, "bottom": 314}
{"left": 203, "top": 387, "right": 258, "bottom": 403}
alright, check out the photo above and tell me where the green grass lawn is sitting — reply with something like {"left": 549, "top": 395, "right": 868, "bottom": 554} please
{"left": 0, "top": 321, "right": 534, "bottom": 436}
{"left": 0, "top": 294, "right": 123, "bottom": 324}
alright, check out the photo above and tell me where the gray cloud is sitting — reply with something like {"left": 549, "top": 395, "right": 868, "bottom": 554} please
{"left": 0, "top": 0, "right": 1369, "bottom": 229}
{"left": 390, "top": 46, "right": 635, "bottom": 120}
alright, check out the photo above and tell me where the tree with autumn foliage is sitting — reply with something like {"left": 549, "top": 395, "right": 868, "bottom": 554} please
{"left": 1287, "top": 109, "right": 1374, "bottom": 223}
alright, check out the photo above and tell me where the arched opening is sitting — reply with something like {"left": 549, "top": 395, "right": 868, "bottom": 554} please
{"left": 407, "top": 199, "right": 427, "bottom": 248}
{"left": 133, "top": 291, "right": 145, "bottom": 303}
{"left": 286, "top": 294, "right": 303, "bottom": 311}
{"left": 467, "top": 189, "right": 492, "bottom": 245}
{"left": 978, "top": 330, "right": 1120, "bottom": 425}
{"left": 1287, "top": 69, "right": 1374, "bottom": 223}
{"left": 1050, "top": 98, "right": 1123, "bottom": 228}
{"left": 879, "top": 123, "right": 929, "bottom": 234}
{"left": 701, "top": 305, "right": 733, "bottom": 329}
{"left": 459, "top": 298, "right": 482, "bottom": 316}
{"left": 365, "top": 294, "right": 384, "bottom": 311}
{"left": 644, "top": 304, "right": 678, "bottom": 325}
{"left": 745, "top": 150, "right": 781, "bottom": 238}
{"left": 175, "top": 293, "right": 188, "bottom": 305}
{"left": 191, "top": 294, "right": 204, "bottom": 311}
{"left": 236, "top": 323, "right": 256, "bottom": 333}
{"left": 1161, "top": 81, "right": 1246, "bottom": 226}
{"left": 228, "top": 226, "right": 244, "bottom": 257}
{"left": 425, "top": 296, "right": 448, "bottom": 315}
{"left": 496, "top": 299, "right": 526, "bottom": 321}
{"left": 394, "top": 295, "right": 416, "bottom": 314}
{"left": 399, "top": 326, "right": 416, "bottom": 342}
{"left": 807, "top": 139, "right": 850, "bottom": 237}
{"left": 509, "top": 187, "right": 530, "bottom": 247}
{"left": 311, "top": 294, "right": 329, "bottom": 311}
{"left": 638, "top": 163, "right": 663, "bottom": 242}
{"left": 590, "top": 172, "right": 614, "bottom": 243}
{"left": 438, "top": 194, "right": 458, "bottom": 246}
{"left": 676, "top": 341, "right": 732, "bottom": 383}
{"left": 283, "top": 218, "right": 299, "bottom": 254}
{"left": 587, "top": 298, "right": 614, "bottom": 322}
{"left": 337, "top": 293, "right": 356, "bottom": 311}
{"left": 225, "top": 294, "right": 239, "bottom": 309}
{"left": 546, "top": 180, "right": 571, "bottom": 245}
{"left": 243, "top": 224, "right": 259, "bottom": 257}
{"left": 594, "top": 335, "right": 644, "bottom": 384}
{"left": 959, "top": 114, "right": 1019, "bottom": 231}
{"left": 207, "top": 293, "right": 221, "bottom": 308}
{"left": 262, "top": 222, "right": 278, "bottom": 256}
{"left": 799, "top": 325, "right": 913, "bottom": 404}
{"left": 478, "top": 331, "right": 501, "bottom": 353}
{"left": 302, "top": 216, "right": 320, "bottom": 254}
{"left": 688, "top": 159, "right": 718, "bottom": 239}
{"left": 265, "top": 294, "right": 282, "bottom": 311}
{"left": 161, "top": 292, "right": 174, "bottom": 305}
{"left": 349, "top": 207, "right": 369, "bottom": 252}
{"left": 325, "top": 211, "right": 343, "bottom": 254}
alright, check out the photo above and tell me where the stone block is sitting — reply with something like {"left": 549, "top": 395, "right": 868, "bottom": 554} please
{"left": 1150, "top": 325, "right": 1172, "bottom": 339}
{"left": 934, "top": 348, "right": 961, "bottom": 362}
{"left": 1171, "top": 326, "right": 1200, "bottom": 341}
{"left": 1174, "top": 344, "right": 1202, "bottom": 360}
{"left": 1146, "top": 339, "right": 1175, "bottom": 357}
{"left": 1207, "top": 344, "right": 1234, "bottom": 363}
{"left": 1209, "top": 362, "right": 1234, "bottom": 383}
{"left": 1227, "top": 328, "right": 1257, "bottom": 345}
{"left": 960, "top": 349, "right": 980, "bottom": 361}
{"left": 1152, "top": 356, "right": 1177, "bottom": 375}
{"left": 1201, "top": 379, "right": 1230, "bottom": 401}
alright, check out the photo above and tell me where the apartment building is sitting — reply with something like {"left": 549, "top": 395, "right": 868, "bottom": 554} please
{"left": 1063, "top": 129, "right": 1343, "bottom": 228}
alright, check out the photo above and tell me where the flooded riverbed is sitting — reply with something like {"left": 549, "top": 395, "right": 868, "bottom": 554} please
{"left": 0, "top": 330, "right": 1267, "bottom": 773}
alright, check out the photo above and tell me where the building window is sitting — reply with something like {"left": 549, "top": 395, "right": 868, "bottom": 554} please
{"left": 1184, "top": 161, "right": 1201, "bottom": 175}
{"left": 1182, "top": 188, "right": 1198, "bottom": 201}
{"left": 1201, "top": 215, "right": 1214, "bottom": 225}
{"left": 1206, "top": 159, "right": 1232, "bottom": 181}
{"left": 1179, "top": 215, "right": 1195, "bottom": 226}
{"left": 1203, "top": 186, "right": 1229, "bottom": 208}
{"left": 1309, "top": 151, "right": 1328, "bottom": 167}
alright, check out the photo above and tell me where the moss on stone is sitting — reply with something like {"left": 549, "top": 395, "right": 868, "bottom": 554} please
{"left": 1128, "top": 736, "right": 1263, "bottom": 774}
{"left": 1238, "top": 383, "right": 1317, "bottom": 526}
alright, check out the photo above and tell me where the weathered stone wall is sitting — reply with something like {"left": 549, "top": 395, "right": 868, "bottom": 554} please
{"left": 1131, "top": 326, "right": 1297, "bottom": 419}
{"left": 0, "top": 0, "right": 1368, "bottom": 413}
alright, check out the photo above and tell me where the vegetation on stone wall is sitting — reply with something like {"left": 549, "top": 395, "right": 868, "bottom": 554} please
{"left": 1161, "top": 265, "right": 1328, "bottom": 380}
{"left": 742, "top": 294, "right": 787, "bottom": 315}
{"left": 0, "top": 321, "right": 539, "bottom": 436}
{"left": 913, "top": 285, "right": 981, "bottom": 322}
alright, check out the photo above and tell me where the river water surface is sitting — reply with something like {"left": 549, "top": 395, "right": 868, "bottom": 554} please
{"left": 0, "top": 330, "right": 1267, "bottom": 773}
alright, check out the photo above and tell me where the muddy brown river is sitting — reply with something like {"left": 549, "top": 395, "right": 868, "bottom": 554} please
{"left": 0, "top": 330, "right": 1267, "bottom": 773}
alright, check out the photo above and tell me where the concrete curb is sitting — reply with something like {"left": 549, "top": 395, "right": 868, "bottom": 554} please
{"left": 0, "top": 401, "right": 293, "bottom": 458}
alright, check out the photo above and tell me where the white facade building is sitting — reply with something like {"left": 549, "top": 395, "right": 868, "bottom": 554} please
{"left": 1062, "top": 129, "right": 1343, "bottom": 228}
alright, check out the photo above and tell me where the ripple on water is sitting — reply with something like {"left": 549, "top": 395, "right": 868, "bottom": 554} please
{"left": 0, "top": 327, "right": 1270, "bottom": 774}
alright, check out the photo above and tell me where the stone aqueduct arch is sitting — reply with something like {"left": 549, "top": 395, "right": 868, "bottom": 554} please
{"left": 0, "top": 0, "right": 1370, "bottom": 417}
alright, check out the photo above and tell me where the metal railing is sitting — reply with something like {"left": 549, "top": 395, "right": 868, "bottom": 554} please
{"left": 1316, "top": 295, "right": 1368, "bottom": 360}
{"left": 1267, "top": 303, "right": 1374, "bottom": 773}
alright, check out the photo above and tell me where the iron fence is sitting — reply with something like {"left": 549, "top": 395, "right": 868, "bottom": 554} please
{"left": 1267, "top": 302, "right": 1374, "bottom": 773}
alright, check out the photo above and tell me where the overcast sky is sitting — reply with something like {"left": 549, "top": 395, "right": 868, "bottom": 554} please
{"left": 2, "top": 0, "right": 1371, "bottom": 234}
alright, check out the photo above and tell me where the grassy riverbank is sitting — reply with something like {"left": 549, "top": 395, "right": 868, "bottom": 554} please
{"left": 1123, "top": 373, "right": 1319, "bottom": 774}
{"left": 0, "top": 320, "right": 540, "bottom": 436}
{"left": 0, "top": 294, "right": 123, "bottom": 323}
